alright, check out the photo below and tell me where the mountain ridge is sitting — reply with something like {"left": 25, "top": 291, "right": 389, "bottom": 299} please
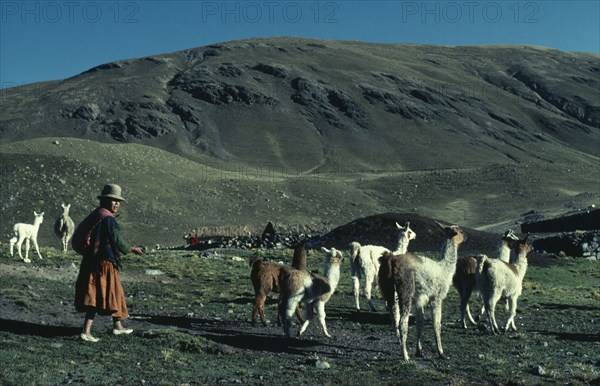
{"left": 1, "top": 37, "right": 598, "bottom": 246}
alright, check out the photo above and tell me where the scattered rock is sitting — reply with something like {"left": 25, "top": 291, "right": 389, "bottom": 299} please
{"left": 532, "top": 365, "right": 546, "bottom": 376}
{"left": 315, "top": 360, "right": 330, "bottom": 369}
{"left": 145, "top": 269, "right": 165, "bottom": 276}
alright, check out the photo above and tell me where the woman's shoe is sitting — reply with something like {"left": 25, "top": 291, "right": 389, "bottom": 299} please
{"left": 112, "top": 328, "right": 134, "bottom": 335}
{"left": 80, "top": 333, "right": 100, "bottom": 342}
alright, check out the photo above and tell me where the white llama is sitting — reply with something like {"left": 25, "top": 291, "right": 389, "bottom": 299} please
{"left": 453, "top": 229, "right": 519, "bottom": 328}
{"left": 349, "top": 222, "right": 416, "bottom": 311}
{"left": 9, "top": 211, "right": 45, "bottom": 263}
{"left": 476, "top": 235, "right": 532, "bottom": 334}
{"left": 378, "top": 222, "right": 465, "bottom": 360}
{"left": 279, "top": 247, "right": 343, "bottom": 338}
{"left": 54, "top": 203, "right": 75, "bottom": 252}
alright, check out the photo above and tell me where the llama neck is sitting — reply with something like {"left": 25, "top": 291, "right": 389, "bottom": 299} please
{"left": 394, "top": 237, "right": 410, "bottom": 254}
{"left": 514, "top": 252, "right": 528, "bottom": 280}
{"left": 438, "top": 239, "right": 459, "bottom": 272}
{"left": 497, "top": 240, "right": 511, "bottom": 263}
{"left": 32, "top": 219, "right": 43, "bottom": 230}
{"left": 324, "top": 264, "right": 341, "bottom": 291}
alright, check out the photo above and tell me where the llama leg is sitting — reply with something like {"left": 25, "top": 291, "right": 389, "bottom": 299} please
{"left": 465, "top": 304, "right": 476, "bottom": 328}
{"left": 32, "top": 238, "right": 42, "bottom": 259}
{"left": 504, "top": 297, "right": 518, "bottom": 332}
{"left": 487, "top": 295, "right": 501, "bottom": 335}
{"left": 298, "top": 301, "right": 314, "bottom": 337}
{"left": 431, "top": 301, "right": 446, "bottom": 359}
{"left": 294, "top": 304, "right": 303, "bottom": 323}
{"left": 15, "top": 237, "right": 25, "bottom": 261}
{"left": 477, "top": 295, "right": 486, "bottom": 323}
{"left": 415, "top": 306, "right": 425, "bottom": 358}
{"left": 9, "top": 237, "right": 17, "bottom": 257}
{"left": 351, "top": 275, "right": 360, "bottom": 310}
{"left": 24, "top": 238, "right": 31, "bottom": 262}
{"left": 252, "top": 294, "right": 266, "bottom": 326}
{"left": 462, "top": 285, "right": 476, "bottom": 327}
{"left": 315, "top": 301, "right": 331, "bottom": 338}
{"left": 392, "top": 300, "right": 400, "bottom": 336}
{"left": 365, "top": 273, "right": 376, "bottom": 311}
{"left": 284, "top": 296, "right": 302, "bottom": 337}
{"left": 399, "top": 308, "right": 411, "bottom": 361}
{"left": 459, "top": 292, "right": 468, "bottom": 329}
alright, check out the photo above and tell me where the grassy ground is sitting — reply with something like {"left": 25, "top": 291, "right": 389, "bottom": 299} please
{"left": 0, "top": 246, "right": 599, "bottom": 385}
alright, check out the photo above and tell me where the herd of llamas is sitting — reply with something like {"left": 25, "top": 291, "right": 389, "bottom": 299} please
{"left": 8, "top": 206, "right": 532, "bottom": 360}
{"left": 251, "top": 221, "right": 533, "bottom": 360}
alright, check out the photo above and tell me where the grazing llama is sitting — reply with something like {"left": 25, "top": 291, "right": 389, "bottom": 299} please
{"left": 9, "top": 211, "right": 45, "bottom": 263}
{"left": 378, "top": 222, "right": 465, "bottom": 360}
{"left": 279, "top": 247, "right": 343, "bottom": 338}
{"left": 250, "top": 241, "right": 307, "bottom": 326}
{"left": 54, "top": 203, "right": 75, "bottom": 252}
{"left": 349, "top": 222, "right": 416, "bottom": 311}
{"left": 476, "top": 235, "right": 532, "bottom": 334}
{"left": 452, "top": 229, "right": 519, "bottom": 328}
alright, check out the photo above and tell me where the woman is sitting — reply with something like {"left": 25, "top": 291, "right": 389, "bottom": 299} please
{"left": 74, "top": 184, "right": 144, "bottom": 342}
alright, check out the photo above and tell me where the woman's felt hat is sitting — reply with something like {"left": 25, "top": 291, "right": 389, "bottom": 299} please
{"left": 97, "top": 184, "right": 126, "bottom": 201}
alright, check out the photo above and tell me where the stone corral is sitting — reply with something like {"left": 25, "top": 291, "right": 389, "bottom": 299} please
{"left": 533, "top": 231, "right": 600, "bottom": 260}
{"left": 521, "top": 208, "right": 599, "bottom": 260}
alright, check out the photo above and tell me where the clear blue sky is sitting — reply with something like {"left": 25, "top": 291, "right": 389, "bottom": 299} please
{"left": 1, "top": 0, "right": 599, "bottom": 88}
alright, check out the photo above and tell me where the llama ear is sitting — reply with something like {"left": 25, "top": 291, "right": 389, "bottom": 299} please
{"left": 405, "top": 221, "right": 410, "bottom": 229}
{"left": 523, "top": 234, "right": 529, "bottom": 242}
{"left": 435, "top": 221, "right": 446, "bottom": 230}
{"left": 320, "top": 247, "right": 330, "bottom": 254}
{"left": 396, "top": 222, "right": 402, "bottom": 229}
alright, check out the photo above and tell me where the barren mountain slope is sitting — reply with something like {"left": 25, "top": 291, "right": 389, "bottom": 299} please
{"left": 1, "top": 38, "right": 598, "bottom": 246}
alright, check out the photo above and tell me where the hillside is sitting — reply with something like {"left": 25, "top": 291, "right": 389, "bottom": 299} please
{"left": 0, "top": 38, "right": 598, "bottom": 247}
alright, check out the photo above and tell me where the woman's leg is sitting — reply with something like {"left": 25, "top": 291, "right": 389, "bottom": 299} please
{"left": 112, "top": 317, "right": 133, "bottom": 334}
{"left": 83, "top": 311, "right": 96, "bottom": 335}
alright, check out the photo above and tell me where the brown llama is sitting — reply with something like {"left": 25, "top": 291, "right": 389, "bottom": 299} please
{"left": 279, "top": 247, "right": 343, "bottom": 338}
{"left": 379, "top": 222, "right": 466, "bottom": 361}
{"left": 452, "top": 229, "right": 519, "bottom": 328}
{"left": 250, "top": 240, "right": 308, "bottom": 326}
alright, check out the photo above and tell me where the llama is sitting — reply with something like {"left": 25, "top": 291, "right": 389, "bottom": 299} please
{"left": 378, "top": 222, "right": 465, "bottom": 360}
{"left": 476, "top": 235, "right": 532, "bottom": 334}
{"left": 250, "top": 240, "right": 307, "bottom": 326}
{"left": 279, "top": 247, "right": 343, "bottom": 338}
{"left": 452, "top": 229, "right": 519, "bottom": 328}
{"left": 54, "top": 203, "right": 75, "bottom": 252}
{"left": 349, "top": 222, "right": 416, "bottom": 311}
{"left": 9, "top": 211, "right": 45, "bottom": 263}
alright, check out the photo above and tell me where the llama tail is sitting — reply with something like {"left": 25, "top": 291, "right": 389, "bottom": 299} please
{"left": 249, "top": 256, "right": 263, "bottom": 269}
{"left": 311, "top": 273, "right": 332, "bottom": 297}
{"left": 378, "top": 252, "right": 395, "bottom": 283}
{"left": 476, "top": 254, "right": 489, "bottom": 275}
{"left": 377, "top": 251, "right": 396, "bottom": 302}
{"left": 349, "top": 241, "right": 362, "bottom": 274}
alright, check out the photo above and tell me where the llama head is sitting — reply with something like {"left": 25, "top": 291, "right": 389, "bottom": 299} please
{"left": 396, "top": 221, "right": 416, "bottom": 241}
{"left": 501, "top": 229, "right": 520, "bottom": 248}
{"left": 321, "top": 247, "right": 344, "bottom": 265}
{"left": 435, "top": 221, "right": 466, "bottom": 245}
{"left": 33, "top": 211, "right": 44, "bottom": 224}
{"left": 61, "top": 203, "right": 71, "bottom": 215}
{"left": 516, "top": 234, "right": 533, "bottom": 257}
